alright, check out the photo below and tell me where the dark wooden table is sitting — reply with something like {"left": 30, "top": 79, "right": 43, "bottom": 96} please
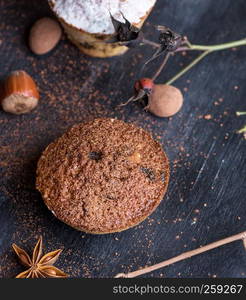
{"left": 0, "top": 0, "right": 245, "bottom": 278}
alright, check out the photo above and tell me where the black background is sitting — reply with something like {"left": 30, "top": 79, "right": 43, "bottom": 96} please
{"left": 0, "top": 0, "right": 245, "bottom": 278}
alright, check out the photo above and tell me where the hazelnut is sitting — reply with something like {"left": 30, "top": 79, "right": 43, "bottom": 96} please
{"left": 0, "top": 70, "right": 39, "bottom": 115}
{"left": 147, "top": 84, "right": 183, "bottom": 117}
{"left": 29, "top": 17, "right": 62, "bottom": 55}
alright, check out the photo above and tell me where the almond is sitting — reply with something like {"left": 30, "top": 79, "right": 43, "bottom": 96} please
{"left": 29, "top": 17, "right": 62, "bottom": 55}
{"left": 1, "top": 70, "right": 39, "bottom": 115}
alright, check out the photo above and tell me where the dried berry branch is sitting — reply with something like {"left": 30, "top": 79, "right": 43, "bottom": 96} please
{"left": 145, "top": 37, "right": 246, "bottom": 85}
{"left": 115, "top": 231, "right": 246, "bottom": 278}
{"left": 112, "top": 16, "right": 246, "bottom": 124}
{"left": 163, "top": 39, "right": 246, "bottom": 85}
{"left": 109, "top": 15, "right": 246, "bottom": 84}
{"left": 141, "top": 27, "right": 246, "bottom": 83}
{"left": 142, "top": 36, "right": 246, "bottom": 99}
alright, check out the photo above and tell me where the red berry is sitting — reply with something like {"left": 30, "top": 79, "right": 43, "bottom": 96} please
{"left": 134, "top": 78, "right": 154, "bottom": 95}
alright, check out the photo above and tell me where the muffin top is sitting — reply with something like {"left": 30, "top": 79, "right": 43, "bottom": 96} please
{"left": 36, "top": 118, "right": 169, "bottom": 234}
{"left": 49, "top": 0, "right": 156, "bottom": 34}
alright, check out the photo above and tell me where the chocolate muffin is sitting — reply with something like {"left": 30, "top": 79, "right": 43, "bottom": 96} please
{"left": 36, "top": 118, "right": 169, "bottom": 234}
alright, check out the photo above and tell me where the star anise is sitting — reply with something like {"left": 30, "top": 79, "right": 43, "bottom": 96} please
{"left": 12, "top": 236, "right": 68, "bottom": 278}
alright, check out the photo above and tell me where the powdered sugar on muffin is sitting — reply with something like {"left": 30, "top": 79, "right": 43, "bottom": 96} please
{"left": 50, "top": 0, "right": 156, "bottom": 34}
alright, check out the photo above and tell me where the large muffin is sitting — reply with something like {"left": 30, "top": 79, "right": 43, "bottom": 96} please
{"left": 49, "top": 0, "right": 156, "bottom": 57}
{"left": 36, "top": 118, "right": 169, "bottom": 234}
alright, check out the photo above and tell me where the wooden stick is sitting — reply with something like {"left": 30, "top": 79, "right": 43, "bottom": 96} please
{"left": 115, "top": 231, "right": 246, "bottom": 278}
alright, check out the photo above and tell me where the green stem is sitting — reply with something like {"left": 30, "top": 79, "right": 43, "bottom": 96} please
{"left": 190, "top": 38, "right": 246, "bottom": 52}
{"left": 237, "top": 125, "right": 246, "bottom": 134}
{"left": 165, "top": 38, "right": 246, "bottom": 85}
{"left": 165, "top": 51, "right": 210, "bottom": 85}
{"left": 236, "top": 111, "right": 246, "bottom": 116}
